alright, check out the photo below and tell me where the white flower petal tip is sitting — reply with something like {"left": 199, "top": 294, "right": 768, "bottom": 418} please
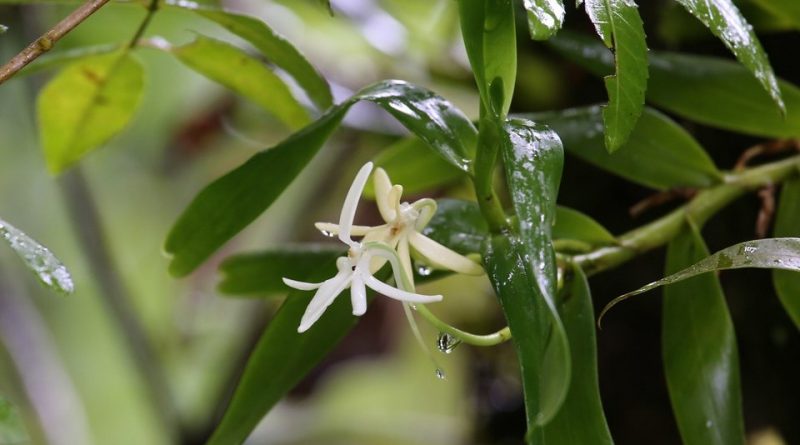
{"left": 338, "top": 163, "right": 375, "bottom": 246}
{"left": 283, "top": 277, "right": 323, "bottom": 291}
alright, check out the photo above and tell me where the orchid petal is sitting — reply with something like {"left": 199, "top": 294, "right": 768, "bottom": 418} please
{"left": 373, "top": 168, "right": 397, "bottom": 222}
{"left": 398, "top": 236, "right": 415, "bottom": 288}
{"left": 364, "top": 274, "right": 442, "bottom": 303}
{"left": 314, "top": 222, "right": 373, "bottom": 237}
{"left": 350, "top": 275, "right": 367, "bottom": 316}
{"left": 282, "top": 277, "right": 324, "bottom": 291}
{"left": 408, "top": 231, "right": 484, "bottom": 275}
{"left": 411, "top": 198, "right": 437, "bottom": 230}
{"left": 298, "top": 271, "right": 352, "bottom": 333}
{"left": 363, "top": 241, "right": 414, "bottom": 291}
{"left": 388, "top": 185, "right": 403, "bottom": 215}
{"left": 338, "top": 162, "right": 373, "bottom": 246}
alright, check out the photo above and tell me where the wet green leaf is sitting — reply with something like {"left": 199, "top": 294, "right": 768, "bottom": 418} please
{"left": 549, "top": 33, "right": 800, "bottom": 138}
{"left": 773, "top": 178, "right": 800, "bottom": 328}
{"left": 458, "top": 0, "right": 516, "bottom": 116}
{"left": 168, "top": 36, "right": 311, "bottom": 130}
{"left": 674, "top": 0, "right": 784, "bottom": 112}
{"left": 483, "top": 235, "right": 570, "bottom": 441}
{"left": 554, "top": 206, "right": 615, "bottom": 246}
{"left": 165, "top": 80, "right": 476, "bottom": 276}
{"left": 207, "top": 261, "right": 388, "bottom": 445}
{"left": 543, "top": 263, "right": 614, "bottom": 445}
{"left": 218, "top": 245, "right": 343, "bottom": 296}
{"left": 663, "top": 225, "right": 745, "bottom": 445}
{"left": 526, "top": 105, "right": 723, "bottom": 189}
{"left": 423, "top": 199, "right": 488, "bottom": 255}
{"left": 0, "top": 218, "right": 73, "bottom": 294}
{"left": 364, "top": 137, "right": 466, "bottom": 199}
{"left": 37, "top": 52, "right": 144, "bottom": 173}
{"left": 166, "top": 3, "right": 333, "bottom": 110}
{"left": 0, "top": 397, "right": 30, "bottom": 444}
{"left": 523, "top": 0, "right": 565, "bottom": 40}
{"left": 582, "top": 0, "right": 648, "bottom": 152}
{"left": 492, "top": 118, "right": 570, "bottom": 434}
{"left": 601, "top": 237, "right": 800, "bottom": 322}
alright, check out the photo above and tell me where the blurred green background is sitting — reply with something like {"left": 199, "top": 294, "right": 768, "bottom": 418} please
{"left": 0, "top": 0, "right": 798, "bottom": 444}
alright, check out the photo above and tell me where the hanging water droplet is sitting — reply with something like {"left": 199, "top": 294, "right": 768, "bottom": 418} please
{"left": 705, "top": 420, "right": 713, "bottom": 428}
{"left": 435, "top": 368, "right": 446, "bottom": 380}
{"left": 436, "top": 332, "right": 461, "bottom": 354}
{"left": 416, "top": 262, "right": 432, "bottom": 276}
{"left": 320, "top": 229, "right": 335, "bottom": 238}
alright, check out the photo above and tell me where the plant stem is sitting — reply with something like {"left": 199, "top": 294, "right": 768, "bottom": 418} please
{"left": 473, "top": 116, "right": 511, "bottom": 233}
{"left": 59, "top": 169, "right": 180, "bottom": 440}
{"left": 0, "top": 0, "right": 112, "bottom": 84}
{"left": 415, "top": 304, "right": 511, "bottom": 346}
{"left": 126, "top": 0, "right": 158, "bottom": 48}
{"left": 573, "top": 154, "right": 800, "bottom": 276}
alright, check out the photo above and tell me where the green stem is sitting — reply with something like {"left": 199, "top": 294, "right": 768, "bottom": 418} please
{"left": 415, "top": 304, "right": 511, "bottom": 346}
{"left": 573, "top": 155, "right": 800, "bottom": 276}
{"left": 473, "top": 115, "right": 510, "bottom": 233}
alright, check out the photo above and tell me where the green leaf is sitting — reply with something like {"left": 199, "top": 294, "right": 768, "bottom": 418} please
{"left": 523, "top": 0, "right": 565, "bottom": 40}
{"left": 0, "top": 218, "right": 73, "bottom": 294}
{"left": 166, "top": 3, "right": 333, "bottom": 110}
{"left": 601, "top": 237, "right": 800, "bottom": 321}
{"left": 483, "top": 235, "right": 570, "bottom": 441}
{"left": 218, "top": 245, "right": 343, "bottom": 296}
{"left": 168, "top": 36, "right": 311, "bottom": 130}
{"left": 458, "top": 0, "right": 516, "bottom": 116}
{"left": 423, "top": 199, "right": 488, "bottom": 255}
{"left": 554, "top": 206, "right": 615, "bottom": 246}
{"left": 525, "top": 105, "right": 723, "bottom": 189}
{"left": 37, "top": 52, "right": 144, "bottom": 173}
{"left": 207, "top": 261, "right": 388, "bottom": 445}
{"left": 19, "top": 44, "right": 120, "bottom": 78}
{"left": 663, "top": 225, "right": 745, "bottom": 445}
{"left": 492, "top": 118, "right": 571, "bottom": 434}
{"left": 0, "top": 397, "right": 30, "bottom": 444}
{"left": 773, "top": 178, "right": 800, "bottom": 328}
{"left": 165, "top": 80, "right": 476, "bottom": 276}
{"left": 750, "top": 0, "right": 800, "bottom": 28}
{"left": 673, "top": 0, "right": 784, "bottom": 113}
{"left": 549, "top": 33, "right": 800, "bottom": 138}
{"left": 582, "top": 0, "right": 648, "bottom": 152}
{"left": 542, "top": 263, "right": 614, "bottom": 445}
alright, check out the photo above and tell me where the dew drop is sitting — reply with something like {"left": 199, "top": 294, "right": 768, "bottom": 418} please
{"left": 436, "top": 332, "right": 462, "bottom": 354}
{"left": 320, "top": 230, "right": 335, "bottom": 238}
{"left": 416, "top": 262, "right": 432, "bottom": 276}
{"left": 435, "top": 368, "right": 446, "bottom": 380}
{"left": 705, "top": 420, "right": 713, "bottom": 428}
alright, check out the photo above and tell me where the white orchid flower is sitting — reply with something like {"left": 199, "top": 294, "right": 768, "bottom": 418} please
{"left": 316, "top": 166, "right": 484, "bottom": 286}
{"left": 283, "top": 162, "right": 443, "bottom": 333}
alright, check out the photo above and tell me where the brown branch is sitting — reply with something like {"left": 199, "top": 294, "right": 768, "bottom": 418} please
{"left": 755, "top": 184, "right": 776, "bottom": 238}
{"left": 734, "top": 138, "right": 800, "bottom": 171}
{"left": 629, "top": 188, "right": 696, "bottom": 218}
{"left": 0, "top": 0, "right": 112, "bottom": 85}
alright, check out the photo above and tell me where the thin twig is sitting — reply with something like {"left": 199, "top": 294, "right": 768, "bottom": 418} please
{"left": 734, "top": 138, "right": 800, "bottom": 171}
{"left": 629, "top": 187, "right": 696, "bottom": 218}
{"left": 755, "top": 184, "right": 776, "bottom": 238}
{"left": 0, "top": 0, "right": 112, "bottom": 85}
{"left": 126, "top": 0, "right": 159, "bottom": 49}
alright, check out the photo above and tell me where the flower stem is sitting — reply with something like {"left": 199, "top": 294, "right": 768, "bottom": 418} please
{"left": 415, "top": 303, "right": 511, "bottom": 346}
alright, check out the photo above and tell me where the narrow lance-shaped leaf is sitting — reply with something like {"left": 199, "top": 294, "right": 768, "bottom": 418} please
{"left": 166, "top": 36, "right": 311, "bottom": 130}
{"left": 494, "top": 118, "right": 571, "bottom": 433}
{"left": 0, "top": 218, "right": 74, "bottom": 294}
{"left": 165, "top": 80, "right": 477, "bottom": 276}
{"left": 458, "top": 0, "right": 516, "bottom": 116}
{"left": 673, "top": 0, "right": 784, "bottom": 113}
{"left": 524, "top": 105, "right": 723, "bottom": 190}
{"left": 773, "top": 178, "right": 800, "bottom": 328}
{"left": 218, "top": 245, "right": 343, "bottom": 296}
{"left": 542, "top": 263, "right": 614, "bottom": 445}
{"left": 549, "top": 32, "right": 800, "bottom": 138}
{"left": 662, "top": 224, "right": 746, "bottom": 445}
{"left": 37, "top": 52, "right": 144, "bottom": 173}
{"left": 363, "top": 138, "right": 466, "bottom": 198}
{"left": 582, "top": 0, "right": 648, "bottom": 152}
{"left": 165, "top": 2, "right": 333, "bottom": 110}
{"left": 600, "top": 237, "right": 800, "bottom": 322}
{"left": 523, "top": 0, "right": 565, "bottom": 40}
{"left": 553, "top": 206, "right": 616, "bottom": 247}
{"left": 207, "top": 260, "right": 389, "bottom": 445}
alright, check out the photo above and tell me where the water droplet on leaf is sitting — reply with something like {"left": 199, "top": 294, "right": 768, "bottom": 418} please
{"left": 435, "top": 368, "right": 446, "bottom": 380}
{"left": 321, "top": 230, "right": 335, "bottom": 238}
{"left": 416, "top": 262, "right": 432, "bottom": 276}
